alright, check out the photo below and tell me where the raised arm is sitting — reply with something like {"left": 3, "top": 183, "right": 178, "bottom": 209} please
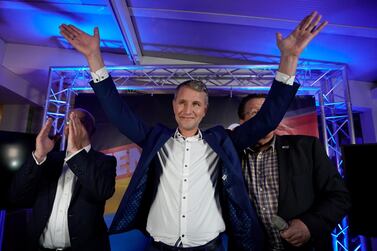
{"left": 59, "top": 25, "right": 151, "bottom": 146}
{"left": 231, "top": 12, "right": 327, "bottom": 151}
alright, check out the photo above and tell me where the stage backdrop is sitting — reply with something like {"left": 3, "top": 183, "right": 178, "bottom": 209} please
{"left": 75, "top": 93, "right": 318, "bottom": 250}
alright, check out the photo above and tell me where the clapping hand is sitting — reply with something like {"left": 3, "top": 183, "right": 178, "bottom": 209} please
{"left": 66, "top": 112, "right": 89, "bottom": 156}
{"left": 34, "top": 118, "right": 56, "bottom": 162}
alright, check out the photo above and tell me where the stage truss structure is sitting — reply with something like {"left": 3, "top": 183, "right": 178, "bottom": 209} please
{"left": 45, "top": 60, "right": 362, "bottom": 251}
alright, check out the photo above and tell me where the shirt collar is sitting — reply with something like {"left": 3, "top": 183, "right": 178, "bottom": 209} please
{"left": 174, "top": 128, "right": 203, "bottom": 142}
{"left": 83, "top": 144, "right": 91, "bottom": 153}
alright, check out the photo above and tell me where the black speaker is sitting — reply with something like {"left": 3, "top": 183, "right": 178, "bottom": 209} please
{"left": 342, "top": 143, "right": 377, "bottom": 237}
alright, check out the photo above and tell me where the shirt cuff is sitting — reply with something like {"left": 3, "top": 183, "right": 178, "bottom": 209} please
{"left": 91, "top": 67, "right": 109, "bottom": 83}
{"left": 32, "top": 152, "right": 47, "bottom": 165}
{"left": 65, "top": 148, "right": 85, "bottom": 162}
{"left": 275, "top": 71, "right": 295, "bottom": 86}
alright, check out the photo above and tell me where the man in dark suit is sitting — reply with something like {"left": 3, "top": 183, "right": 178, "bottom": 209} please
{"left": 237, "top": 94, "right": 351, "bottom": 251}
{"left": 10, "top": 108, "right": 117, "bottom": 251}
{"left": 59, "top": 11, "right": 327, "bottom": 250}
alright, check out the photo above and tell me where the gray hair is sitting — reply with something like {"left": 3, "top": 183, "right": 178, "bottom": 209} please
{"left": 174, "top": 80, "right": 209, "bottom": 105}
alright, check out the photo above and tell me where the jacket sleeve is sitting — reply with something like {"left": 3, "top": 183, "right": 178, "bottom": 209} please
{"left": 230, "top": 79, "right": 299, "bottom": 152}
{"left": 298, "top": 138, "right": 351, "bottom": 240}
{"left": 90, "top": 76, "right": 152, "bottom": 147}
{"left": 9, "top": 153, "right": 45, "bottom": 207}
{"left": 67, "top": 150, "right": 117, "bottom": 202}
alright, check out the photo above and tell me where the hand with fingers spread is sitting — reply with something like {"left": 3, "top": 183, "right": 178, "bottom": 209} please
{"left": 277, "top": 11, "right": 328, "bottom": 58}
{"left": 59, "top": 24, "right": 104, "bottom": 72}
{"left": 34, "top": 118, "right": 55, "bottom": 162}
{"left": 280, "top": 219, "right": 311, "bottom": 247}
{"left": 66, "top": 111, "right": 90, "bottom": 156}
{"left": 277, "top": 11, "right": 328, "bottom": 76}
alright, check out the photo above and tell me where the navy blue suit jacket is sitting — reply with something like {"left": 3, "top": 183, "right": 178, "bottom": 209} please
{"left": 91, "top": 76, "right": 299, "bottom": 250}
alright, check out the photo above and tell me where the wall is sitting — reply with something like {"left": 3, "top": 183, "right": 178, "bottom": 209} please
{"left": 349, "top": 80, "right": 377, "bottom": 143}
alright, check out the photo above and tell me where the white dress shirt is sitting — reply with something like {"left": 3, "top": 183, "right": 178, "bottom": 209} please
{"left": 147, "top": 130, "right": 225, "bottom": 247}
{"left": 33, "top": 145, "right": 91, "bottom": 249}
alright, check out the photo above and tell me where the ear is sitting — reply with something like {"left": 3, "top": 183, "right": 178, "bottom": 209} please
{"left": 172, "top": 99, "right": 176, "bottom": 112}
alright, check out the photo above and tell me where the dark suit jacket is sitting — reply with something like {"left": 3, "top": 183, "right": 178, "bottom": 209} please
{"left": 270, "top": 135, "right": 350, "bottom": 251}
{"left": 10, "top": 149, "right": 117, "bottom": 251}
{"left": 91, "top": 76, "right": 299, "bottom": 251}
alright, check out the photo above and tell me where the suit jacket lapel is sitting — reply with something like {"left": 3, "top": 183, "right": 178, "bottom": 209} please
{"left": 128, "top": 127, "right": 174, "bottom": 189}
{"left": 70, "top": 149, "right": 95, "bottom": 201}
{"left": 203, "top": 131, "right": 224, "bottom": 157}
{"left": 145, "top": 130, "right": 173, "bottom": 165}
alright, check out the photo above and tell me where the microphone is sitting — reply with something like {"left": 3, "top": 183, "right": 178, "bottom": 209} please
{"left": 271, "top": 215, "right": 288, "bottom": 231}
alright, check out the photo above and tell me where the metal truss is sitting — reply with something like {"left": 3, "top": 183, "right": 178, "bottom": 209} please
{"left": 45, "top": 61, "right": 361, "bottom": 250}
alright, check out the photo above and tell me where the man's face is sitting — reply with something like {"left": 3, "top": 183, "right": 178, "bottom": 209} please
{"left": 240, "top": 97, "right": 274, "bottom": 145}
{"left": 172, "top": 86, "right": 208, "bottom": 137}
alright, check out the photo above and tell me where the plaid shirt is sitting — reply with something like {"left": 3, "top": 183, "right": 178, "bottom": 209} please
{"left": 242, "top": 136, "right": 284, "bottom": 250}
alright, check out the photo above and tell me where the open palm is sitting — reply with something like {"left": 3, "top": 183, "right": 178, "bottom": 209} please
{"left": 277, "top": 12, "right": 328, "bottom": 57}
{"left": 59, "top": 24, "right": 100, "bottom": 58}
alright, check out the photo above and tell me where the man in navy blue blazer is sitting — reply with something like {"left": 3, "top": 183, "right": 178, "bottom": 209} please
{"left": 60, "top": 11, "right": 327, "bottom": 251}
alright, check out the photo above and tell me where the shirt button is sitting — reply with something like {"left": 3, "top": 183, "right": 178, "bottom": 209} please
{"left": 259, "top": 187, "right": 263, "bottom": 192}
{"left": 182, "top": 215, "right": 185, "bottom": 218}
{"left": 184, "top": 164, "right": 188, "bottom": 167}
{"left": 184, "top": 179, "right": 187, "bottom": 182}
{"left": 183, "top": 196, "right": 186, "bottom": 199}
{"left": 182, "top": 234, "right": 185, "bottom": 237}
{"left": 186, "top": 148, "right": 189, "bottom": 151}
{"left": 262, "top": 207, "right": 266, "bottom": 211}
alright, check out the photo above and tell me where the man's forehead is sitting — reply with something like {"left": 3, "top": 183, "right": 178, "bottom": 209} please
{"left": 176, "top": 88, "right": 207, "bottom": 99}
{"left": 246, "top": 98, "right": 265, "bottom": 107}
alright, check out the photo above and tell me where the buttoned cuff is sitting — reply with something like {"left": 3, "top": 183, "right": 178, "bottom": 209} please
{"left": 91, "top": 67, "right": 109, "bottom": 83}
{"left": 275, "top": 71, "right": 295, "bottom": 85}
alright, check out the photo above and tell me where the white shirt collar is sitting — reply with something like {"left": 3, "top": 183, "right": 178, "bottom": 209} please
{"left": 174, "top": 128, "right": 203, "bottom": 142}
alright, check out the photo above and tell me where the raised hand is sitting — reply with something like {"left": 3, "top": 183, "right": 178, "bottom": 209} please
{"left": 277, "top": 11, "right": 328, "bottom": 76}
{"left": 280, "top": 219, "right": 311, "bottom": 247}
{"left": 59, "top": 24, "right": 104, "bottom": 72}
{"left": 34, "top": 118, "right": 55, "bottom": 162}
{"left": 59, "top": 24, "right": 100, "bottom": 58}
{"left": 66, "top": 112, "right": 89, "bottom": 155}
{"left": 277, "top": 11, "right": 328, "bottom": 57}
